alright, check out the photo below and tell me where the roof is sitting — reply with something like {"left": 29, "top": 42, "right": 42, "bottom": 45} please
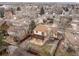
{"left": 34, "top": 24, "right": 58, "bottom": 33}
{"left": 34, "top": 24, "right": 49, "bottom": 33}
{"left": 4, "top": 36, "right": 17, "bottom": 45}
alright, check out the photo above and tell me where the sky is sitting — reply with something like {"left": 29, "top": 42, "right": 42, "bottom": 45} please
{"left": 0, "top": 0, "right": 79, "bottom": 2}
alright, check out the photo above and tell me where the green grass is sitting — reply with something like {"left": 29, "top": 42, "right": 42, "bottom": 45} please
{"left": 27, "top": 43, "right": 54, "bottom": 56}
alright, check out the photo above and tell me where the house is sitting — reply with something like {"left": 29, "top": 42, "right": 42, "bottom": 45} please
{"left": 4, "top": 8, "right": 14, "bottom": 19}
{"left": 30, "top": 24, "right": 58, "bottom": 46}
{"left": 4, "top": 36, "right": 17, "bottom": 45}
{"left": 7, "top": 26, "right": 27, "bottom": 42}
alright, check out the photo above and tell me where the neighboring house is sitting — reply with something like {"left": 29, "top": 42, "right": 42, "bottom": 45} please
{"left": 4, "top": 36, "right": 17, "bottom": 45}
{"left": 4, "top": 8, "right": 14, "bottom": 19}
{"left": 7, "top": 26, "right": 27, "bottom": 42}
{"left": 30, "top": 24, "right": 58, "bottom": 46}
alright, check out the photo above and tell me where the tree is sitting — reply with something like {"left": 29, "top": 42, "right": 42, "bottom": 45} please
{"left": 10, "top": 8, "right": 15, "bottom": 15}
{"left": 0, "top": 8, "right": 4, "bottom": 18}
{"left": 0, "top": 22, "right": 9, "bottom": 47}
{"left": 17, "top": 7, "right": 21, "bottom": 11}
{"left": 40, "top": 7, "right": 45, "bottom": 15}
{"left": 63, "top": 7, "right": 69, "bottom": 12}
{"left": 29, "top": 20, "right": 36, "bottom": 33}
{"left": 0, "top": 30, "right": 5, "bottom": 47}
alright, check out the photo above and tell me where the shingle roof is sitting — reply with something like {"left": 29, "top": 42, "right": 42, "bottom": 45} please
{"left": 34, "top": 24, "right": 48, "bottom": 32}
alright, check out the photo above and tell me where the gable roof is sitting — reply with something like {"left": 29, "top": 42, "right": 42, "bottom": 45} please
{"left": 34, "top": 24, "right": 58, "bottom": 33}
{"left": 34, "top": 24, "right": 49, "bottom": 33}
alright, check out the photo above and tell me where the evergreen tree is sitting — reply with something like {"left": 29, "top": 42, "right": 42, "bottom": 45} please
{"left": 17, "top": 7, "right": 21, "bottom": 11}
{"left": 40, "top": 7, "right": 45, "bottom": 15}
{"left": 29, "top": 20, "right": 36, "bottom": 33}
{"left": 0, "top": 22, "right": 9, "bottom": 47}
{"left": 0, "top": 30, "right": 5, "bottom": 47}
{"left": 0, "top": 8, "right": 4, "bottom": 18}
